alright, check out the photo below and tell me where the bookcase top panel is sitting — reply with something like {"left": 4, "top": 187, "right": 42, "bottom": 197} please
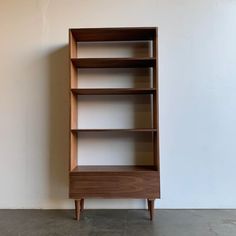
{"left": 70, "top": 27, "right": 157, "bottom": 42}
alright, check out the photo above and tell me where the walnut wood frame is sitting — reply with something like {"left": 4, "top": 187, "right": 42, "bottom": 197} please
{"left": 69, "top": 27, "right": 160, "bottom": 221}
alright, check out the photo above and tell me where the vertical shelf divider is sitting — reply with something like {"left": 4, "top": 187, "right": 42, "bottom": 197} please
{"left": 69, "top": 30, "right": 78, "bottom": 171}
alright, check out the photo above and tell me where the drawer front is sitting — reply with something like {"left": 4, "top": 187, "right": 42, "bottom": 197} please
{"left": 70, "top": 172, "right": 160, "bottom": 198}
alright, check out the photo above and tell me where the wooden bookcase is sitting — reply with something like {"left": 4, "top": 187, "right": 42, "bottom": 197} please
{"left": 69, "top": 27, "right": 160, "bottom": 221}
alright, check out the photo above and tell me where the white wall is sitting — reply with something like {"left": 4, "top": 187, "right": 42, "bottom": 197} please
{"left": 0, "top": 0, "right": 236, "bottom": 209}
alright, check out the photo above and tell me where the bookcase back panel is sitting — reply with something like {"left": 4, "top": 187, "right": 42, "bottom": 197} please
{"left": 77, "top": 95, "right": 152, "bottom": 129}
{"left": 77, "top": 133, "right": 153, "bottom": 166}
{"left": 77, "top": 41, "right": 152, "bottom": 58}
{"left": 77, "top": 68, "right": 152, "bottom": 89}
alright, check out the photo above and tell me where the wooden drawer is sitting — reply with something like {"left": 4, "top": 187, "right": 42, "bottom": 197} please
{"left": 69, "top": 171, "right": 160, "bottom": 199}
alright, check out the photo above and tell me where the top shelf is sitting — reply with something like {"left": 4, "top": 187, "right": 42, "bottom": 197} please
{"left": 70, "top": 27, "right": 157, "bottom": 42}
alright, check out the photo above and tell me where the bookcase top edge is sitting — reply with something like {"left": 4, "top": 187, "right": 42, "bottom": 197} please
{"left": 69, "top": 27, "right": 157, "bottom": 42}
{"left": 69, "top": 27, "right": 158, "bottom": 31}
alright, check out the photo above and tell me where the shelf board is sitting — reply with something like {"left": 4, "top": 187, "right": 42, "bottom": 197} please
{"left": 71, "top": 129, "right": 157, "bottom": 133}
{"left": 70, "top": 27, "right": 157, "bottom": 42}
{"left": 71, "top": 165, "right": 157, "bottom": 173}
{"left": 71, "top": 88, "right": 156, "bottom": 95}
{"left": 71, "top": 58, "right": 156, "bottom": 68}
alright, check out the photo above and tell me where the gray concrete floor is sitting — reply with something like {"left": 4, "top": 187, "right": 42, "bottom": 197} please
{"left": 0, "top": 210, "right": 236, "bottom": 236}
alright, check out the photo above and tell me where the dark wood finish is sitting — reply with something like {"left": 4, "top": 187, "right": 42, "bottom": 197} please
{"left": 71, "top": 128, "right": 157, "bottom": 133}
{"left": 152, "top": 28, "right": 160, "bottom": 177}
{"left": 69, "top": 27, "right": 160, "bottom": 221}
{"left": 70, "top": 169, "right": 160, "bottom": 199}
{"left": 147, "top": 199, "right": 151, "bottom": 211}
{"left": 69, "top": 31, "right": 77, "bottom": 87}
{"left": 148, "top": 199, "right": 155, "bottom": 221}
{"left": 75, "top": 199, "right": 81, "bottom": 221}
{"left": 70, "top": 27, "right": 156, "bottom": 42}
{"left": 71, "top": 88, "right": 156, "bottom": 95}
{"left": 80, "top": 199, "right": 84, "bottom": 211}
{"left": 71, "top": 58, "right": 156, "bottom": 68}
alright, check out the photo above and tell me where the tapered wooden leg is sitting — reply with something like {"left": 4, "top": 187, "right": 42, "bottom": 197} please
{"left": 147, "top": 199, "right": 151, "bottom": 211}
{"left": 75, "top": 199, "right": 81, "bottom": 221}
{"left": 80, "top": 198, "right": 84, "bottom": 211}
{"left": 148, "top": 199, "right": 155, "bottom": 221}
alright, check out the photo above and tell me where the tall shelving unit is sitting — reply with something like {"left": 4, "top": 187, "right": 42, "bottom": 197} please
{"left": 69, "top": 27, "right": 160, "bottom": 221}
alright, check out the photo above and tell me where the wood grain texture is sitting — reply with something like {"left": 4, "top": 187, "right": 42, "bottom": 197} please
{"left": 148, "top": 199, "right": 155, "bottom": 221}
{"left": 69, "top": 31, "right": 77, "bottom": 88}
{"left": 69, "top": 132, "right": 77, "bottom": 171}
{"left": 69, "top": 27, "right": 160, "bottom": 220}
{"left": 71, "top": 88, "right": 156, "bottom": 95}
{"left": 70, "top": 27, "right": 156, "bottom": 42}
{"left": 152, "top": 28, "right": 160, "bottom": 176}
{"left": 71, "top": 58, "right": 156, "bottom": 68}
{"left": 80, "top": 199, "right": 84, "bottom": 211}
{"left": 70, "top": 170, "right": 160, "bottom": 199}
{"left": 69, "top": 31, "right": 78, "bottom": 172}
{"left": 75, "top": 199, "right": 81, "bottom": 221}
